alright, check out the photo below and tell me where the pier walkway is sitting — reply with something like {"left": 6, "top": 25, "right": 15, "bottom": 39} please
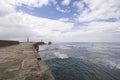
{"left": 0, "top": 42, "right": 54, "bottom": 80}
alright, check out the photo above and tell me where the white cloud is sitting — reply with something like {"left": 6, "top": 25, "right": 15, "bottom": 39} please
{"left": 58, "top": 18, "right": 69, "bottom": 22}
{"left": 73, "top": 1, "right": 84, "bottom": 12}
{"left": 55, "top": 21, "right": 120, "bottom": 42}
{"left": 4, "top": 0, "right": 56, "bottom": 8}
{"left": 62, "top": 0, "right": 71, "bottom": 6}
{"left": 0, "top": 0, "right": 120, "bottom": 42}
{"left": 0, "top": 2, "right": 74, "bottom": 41}
{"left": 74, "top": 0, "right": 120, "bottom": 22}
{"left": 0, "top": 0, "right": 15, "bottom": 16}
{"left": 56, "top": 5, "right": 70, "bottom": 13}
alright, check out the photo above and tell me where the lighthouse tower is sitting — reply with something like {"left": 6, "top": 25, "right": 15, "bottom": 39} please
{"left": 27, "top": 37, "right": 29, "bottom": 42}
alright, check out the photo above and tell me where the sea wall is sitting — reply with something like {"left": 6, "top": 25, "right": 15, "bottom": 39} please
{"left": 0, "top": 42, "right": 54, "bottom": 80}
{"left": 0, "top": 40, "right": 19, "bottom": 47}
{"left": 33, "top": 42, "right": 55, "bottom": 80}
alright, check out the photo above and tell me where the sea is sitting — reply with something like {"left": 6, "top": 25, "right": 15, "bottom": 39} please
{"left": 39, "top": 42, "right": 120, "bottom": 80}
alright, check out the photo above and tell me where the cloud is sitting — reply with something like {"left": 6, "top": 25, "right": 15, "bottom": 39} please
{"left": 0, "top": 2, "right": 74, "bottom": 41}
{"left": 0, "top": 13, "right": 36, "bottom": 41}
{"left": 61, "top": 0, "right": 71, "bottom": 6}
{"left": 73, "top": 1, "right": 84, "bottom": 12}
{"left": 56, "top": 5, "right": 70, "bottom": 13}
{"left": 0, "top": 1, "right": 15, "bottom": 16}
{"left": 55, "top": 21, "right": 120, "bottom": 42}
{"left": 4, "top": 0, "right": 56, "bottom": 8}
{"left": 0, "top": 0, "right": 120, "bottom": 42}
{"left": 74, "top": 0, "right": 120, "bottom": 22}
{"left": 58, "top": 18, "right": 69, "bottom": 22}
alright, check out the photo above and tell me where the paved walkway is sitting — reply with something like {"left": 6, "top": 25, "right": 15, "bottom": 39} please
{"left": 0, "top": 42, "right": 54, "bottom": 80}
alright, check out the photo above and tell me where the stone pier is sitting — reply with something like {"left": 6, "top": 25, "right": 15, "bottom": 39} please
{"left": 0, "top": 42, "right": 54, "bottom": 80}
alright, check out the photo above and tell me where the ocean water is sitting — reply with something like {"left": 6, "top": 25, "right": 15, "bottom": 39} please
{"left": 39, "top": 42, "right": 120, "bottom": 80}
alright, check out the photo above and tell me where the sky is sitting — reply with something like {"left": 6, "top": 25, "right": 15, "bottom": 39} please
{"left": 0, "top": 0, "right": 120, "bottom": 42}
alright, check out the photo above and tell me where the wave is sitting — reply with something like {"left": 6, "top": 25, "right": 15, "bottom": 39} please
{"left": 46, "top": 57, "right": 120, "bottom": 80}
{"left": 59, "top": 45, "right": 70, "bottom": 49}
{"left": 53, "top": 52, "right": 69, "bottom": 59}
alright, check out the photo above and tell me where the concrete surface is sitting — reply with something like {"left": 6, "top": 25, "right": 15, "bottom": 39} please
{"left": 0, "top": 42, "right": 54, "bottom": 80}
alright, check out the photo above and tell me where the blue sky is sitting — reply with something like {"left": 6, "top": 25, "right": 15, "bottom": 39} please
{"left": 16, "top": 0, "right": 78, "bottom": 20}
{"left": 0, "top": 0, "right": 120, "bottom": 42}
{"left": 16, "top": 0, "right": 119, "bottom": 24}
{"left": 16, "top": 0, "right": 119, "bottom": 21}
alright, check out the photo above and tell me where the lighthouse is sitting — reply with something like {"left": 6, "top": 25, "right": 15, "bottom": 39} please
{"left": 27, "top": 37, "right": 29, "bottom": 42}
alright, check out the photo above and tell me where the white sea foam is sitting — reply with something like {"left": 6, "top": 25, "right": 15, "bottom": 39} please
{"left": 54, "top": 52, "right": 69, "bottom": 59}
{"left": 116, "top": 64, "right": 120, "bottom": 69}
{"left": 39, "top": 46, "right": 47, "bottom": 51}
{"left": 91, "top": 58, "right": 120, "bottom": 69}
{"left": 59, "top": 45, "right": 70, "bottom": 49}
{"left": 39, "top": 48, "right": 46, "bottom": 51}
{"left": 106, "top": 60, "right": 120, "bottom": 69}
